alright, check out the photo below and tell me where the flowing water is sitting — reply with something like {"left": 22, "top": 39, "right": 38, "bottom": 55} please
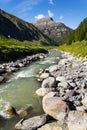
{"left": 0, "top": 50, "right": 62, "bottom": 130}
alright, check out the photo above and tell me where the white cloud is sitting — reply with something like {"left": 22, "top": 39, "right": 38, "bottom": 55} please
{"left": 11, "top": 0, "right": 41, "bottom": 16}
{"left": 49, "top": 0, "right": 54, "bottom": 4}
{"left": 48, "top": 10, "right": 54, "bottom": 17}
{"left": 0, "top": 0, "right": 12, "bottom": 4}
{"left": 59, "top": 15, "right": 64, "bottom": 20}
{"left": 2, "top": 0, "right": 11, "bottom": 2}
{"left": 35, "top": 14, "right": 45, "bottom": 20}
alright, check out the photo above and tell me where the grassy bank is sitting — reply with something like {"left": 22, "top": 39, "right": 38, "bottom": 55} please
{"left": 58, "top": 40, "right": 87, "bottom": 58}
{"left": 0, "top": 38, "right": 48, "bottom": 61}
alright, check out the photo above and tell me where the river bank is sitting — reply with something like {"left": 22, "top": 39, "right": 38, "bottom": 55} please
{"left": 0, "top": 53, "right": 46, "bottom": 84}
{"left": 15, "top": 51, "right": 87, "bottom": 130}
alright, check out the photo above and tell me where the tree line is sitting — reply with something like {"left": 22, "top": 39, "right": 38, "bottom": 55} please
{"left": 62, "top": 18, "right": 87, "bottom": 45}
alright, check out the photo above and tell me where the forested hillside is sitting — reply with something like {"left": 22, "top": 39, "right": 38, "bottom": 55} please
{"left": 58, "top": 18, "right": 87, "bottom": 58}
{"left": 63, "top": 18, "right": 87, "bottom": 45}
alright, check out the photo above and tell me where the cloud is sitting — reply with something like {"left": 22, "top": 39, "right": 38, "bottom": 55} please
{"left": 2, "top": 0, "right": 11, "bottom": 3}
{"left": 48, "top": 10, "right": 54, "bottom": 17}
{"left": 11, "top": 0, "right": 41, "bottom": 16}
{"left": 35, "top": 14, "right": 45, "bottom": 20}
{"left": 48, "top": 0, "right": 54, "bottom": 4}
{"left": 59, "top": 15, "right": 64, "bottom": 20}
{"left": 0, "top": 0, "right": 12, "bottom": 4}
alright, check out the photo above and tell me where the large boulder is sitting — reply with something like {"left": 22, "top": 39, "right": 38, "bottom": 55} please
{"left": 15, "top": 114, "right": 47, "bottom": 130}
{"left": 67, "top": 111, "right": 87, "bottom": 130}
{"left": 42, "top": 77, "right": 56, "bottom": 88}
{"left": 42, "top": 92, "right": 69, "bottom": 124}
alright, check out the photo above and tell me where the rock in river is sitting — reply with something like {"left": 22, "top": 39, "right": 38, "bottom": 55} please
{"left": 42, "top": 77, "right": 56, "bottom": 88}
{"left": 0, "top": 76, "right": 4, "bottom": 83}
{"left": 37, "top": 121, "right": 63, "bottom": 130}
{"left": 15, "top": 114, "right": 47, "bottom": 130}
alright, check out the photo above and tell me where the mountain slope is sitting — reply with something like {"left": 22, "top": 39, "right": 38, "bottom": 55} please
{"left": 58, "top": 18, "right": 87, "bottom": 58}
{"left": 0, "top": 9, "right": 52, "bottom": 45}
{"left": 63, "top": 17, "right": 87, "bottom": 45}
{"left": 33, "top": 17, "right": 72, "bottom": 43}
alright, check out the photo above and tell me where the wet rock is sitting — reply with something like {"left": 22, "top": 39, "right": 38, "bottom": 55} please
{"left": 0, "top": 76, "right": 4, "bottom": 83}
{"left": 38, "top": 68, "right": 44, "bottom": 75}
{"left": 0, "top": 106, "right": 18, "bottom": 119}
{"left": 18, "top": 63, "right": 24, "bottom": 68}
{"left": 67, "top": 111, "right": 87, "bottom": 130}
{"left": 42, "top": 92, "right": 69, "bottom": 124}
{"left": 17, "top": 105, "right": 33, "bottom": 118}
{"left": 0, "top": 68, "right": 6, "bottom": 74}
{"left": 39, "top": 54, "right": 46, "bottom": 59}
{"left": 42, "top": 77, "right": 56, "bottom": 88}
{"left": 6, "top": 67, "right": 19, "bottom": 72}
{"left": 39, "top": 73, "right": 49, "bottom": 80}
{"left": 37, "top": 121, "right": 63, "bottom": 130}
{"left": 15, "top": 114, "right": 47, "bottom": 130}
{"left": 36, "top": 88, "right": 55, "bottom": 96}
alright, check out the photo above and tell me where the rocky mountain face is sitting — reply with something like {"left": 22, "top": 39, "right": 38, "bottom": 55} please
{"left": 0, "top": 9, "right": 52, "bottom": 45}
{"left": 33, "top": 18, "right": 72, "bottom": 43}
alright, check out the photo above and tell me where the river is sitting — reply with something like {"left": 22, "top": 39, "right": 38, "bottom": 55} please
{"left": 0, "top": 50, "right": 62, "bottom": 130}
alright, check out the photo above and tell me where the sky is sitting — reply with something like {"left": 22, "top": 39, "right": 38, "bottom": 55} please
{"left": 0, "top": 0, "right": 87, "bottom": 29}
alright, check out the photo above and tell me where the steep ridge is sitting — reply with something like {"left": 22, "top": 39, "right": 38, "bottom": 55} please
{"left": 0, "top": 9, "right": 52, "bottom": 45}
{"left": 33, "top": 17, "right": 72, "bottom": 43}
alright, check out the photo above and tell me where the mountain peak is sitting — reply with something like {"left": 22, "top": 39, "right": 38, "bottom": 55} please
{"left": 34, "top": 17, "right": 54, "bottom": 24}
{"left": 33, "top": 18, "right": 72, "bottom": 43}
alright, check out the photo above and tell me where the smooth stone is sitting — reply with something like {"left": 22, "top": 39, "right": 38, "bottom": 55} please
{"left": 0, "top": 76, "right": 4, "bottom": 83}
{"left": 42, "top": 92, "right": 69, "bottom": 124}
{"left": 49, "top": 65, "right": 58, "bottom": 73}
{"left": 18, "top": 63, "right": 24, "bottom": 67}
{"left": 38, "top": 68, "right": 44, "bottom": 75}
{"left": 67, "top": 111, "right": 87, "bottom": 130}
{"left": 37, "top": 121, "right": 62, "bottom": 130}
{"left": 56, "top": 76, "right": 66, "bottom": 82}
{"left": 15, "top": 114, "right": 47, "bottom": 130}
{"left": 39, "top": 73, "right": 49, "bottom": 80}
{"left": 17, "top": 105, "right": 33, "bottom": 118}
{"left": 6, "top": 67, "right": 19, "bottom": 72}
{"left": 57, "top": 82, "right": 68, "bottom": 89}
{"left": 42, "top": 77, "right": 56, "bottom": 88}
{"left": 36, "top": 88, "right": 55, "bottom": 97}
